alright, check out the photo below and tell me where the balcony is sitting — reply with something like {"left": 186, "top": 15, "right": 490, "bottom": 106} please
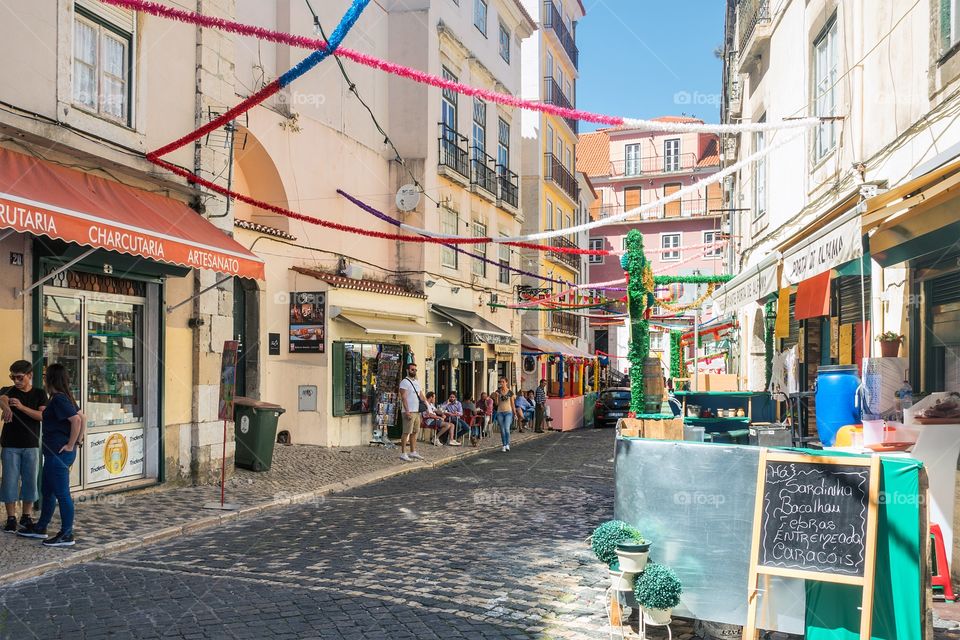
{"left": 471, "top": 147, "right": 498, "bottom": 199}
{"left": 549, "top": 310, "right": 579, "bottom": 337}
{"left": 438, "top": 123, "right": 469, "bottom": 184}
{"left": 545, "top": 152, "right": 580, "bottom": 202}
{"left": 595, "top": 198, "right": 724, "bottom": 220}
{"left": 497, "top": 165, "right": 519, "bottom": 209}
{"left": 609, "top": 153, "right": 699, "bottom": 177}
{"left": 736, "top": 0, "right": 772, "bottom": 72}
{"left": 548, "top": 234, "right": 581, "bottom": 271}
{"left": 543, "top": 1, "right": 578, "bottom": 69}
{"left": 543, "top": 77, "right": 578, "bottom": 134}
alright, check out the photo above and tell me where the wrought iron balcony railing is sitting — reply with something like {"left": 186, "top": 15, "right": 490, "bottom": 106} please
{"left": 549, "top": 310, "right": 579, "bottom": 337}
{"left": 543, "top": 76, "right": 578, "bottom": 134}
{"left": 497, "top": 164, "right": 519, "bottom": 208}
{"left": 609, "top": 152, "right": 699, "bottom": 177}
{"left": 438, "top": 123, "right": 469, "bottom": 181}
{"left": 471, "top": 147, "right": 498, "bottom": 198}
{"left": 737, "top": 0, "right": 770, "bottom": 54}
{"left": 548, "top": 234, "right": 581, "bottom": 270}
{"left": 543, "top": 1, "right": 578, "bottom": 69}
{"left": 545, "top": 152, "right": 579, "bottom": 202}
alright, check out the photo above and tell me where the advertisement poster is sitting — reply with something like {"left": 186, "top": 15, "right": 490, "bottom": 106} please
{"left": 218, "top": 340, "right": 239, "bottom": 420}
{"left": 289, "top": 292, "right": 325, "bottom": 353}
{"left": 87, "top": 429, "right": 145, "bottom": 484}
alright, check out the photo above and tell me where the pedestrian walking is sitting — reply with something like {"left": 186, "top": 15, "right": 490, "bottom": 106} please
{"left": 492, "top": 377, "right": 516, "bottom": 452}
{"left": 397, "top": 362, "right": 427, "bottom": 462}
{"left": 18, "top": 363, "right": 84, "bottom": 546}
{"left": 0, "top": 360, "right": 47, "bottom": 533}
{"left": 534, "top": 378, "right": 548, "bottom": 433}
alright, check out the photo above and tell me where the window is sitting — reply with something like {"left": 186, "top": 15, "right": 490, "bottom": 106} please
{"left": 703, "top": 231, "right": 722, "bottom": 258}
{"left": 333, "top": 342, "right": 381, "bottom": 416}
{"left": 942, "top": 0, "right": 960, "bottom": 53}
{"left": 650, "top": 332, "right": 665, "bottom": 352}
{"left": 664, "top": 138, "right": 681, "bottom": 172}
{"left": 546, "top": 52, "right": 554, "bottom": 78}
{"left": 565, "top": 214, "right": 572, "bottom": 241}
{"left": 474, "top": 0, "right": 488, "bottom": 35}
{"left": 661, "top": 233, "right": 681, "bottom": 261}
{"left": 753, "top": 119, "right": 767, "bottom": 220}
{"left": 564, "top": 147, "right": 572, "bottom": 171}
{"left": 565, "top": 80, "right": 573, "bottom": 104}
{"left": 546, "top": 125, "right": 554, "bottom": 157}
{"left": 472, "top": 99, "right": 487, "bottom": 158}
{"left": 546, "top": 199, "right": 554, "bottom": 229}
{"left": 499, "top": 22, "right": 511, "bottom": 62}
{"left": 73, "top": 10, "right": 131, "bottom": 124}
{"left": 473, "top": 221, "right": 487, "bottom": 277}
{"left": 497, "top": 118, "right": 510, "bottom": 170}
{"left": 625, "top": 144, "right": 641, "bottom": 176}
{"left": 554, "top": 206, "right": 562, "bottom": 232}
{"left": 813, "top": 17, "right": 838, "bottom": 161}
{"left": 588, "top": 238, "right": 604, "bottom": 264}
{"left": 498, "top": 235, "right": 511, "bottom": 284}
{"left": 441, "top": 67, "right": 458, "bottom": 136}
{"left": 441, "top": 208, "right": 459, "bottom": 268}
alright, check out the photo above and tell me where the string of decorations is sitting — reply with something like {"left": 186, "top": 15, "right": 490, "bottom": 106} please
{"left": 102, "top": 0, "right": 821, "bottom": 135}
{"left": 657, "top": 282, "right": 719, "bottom": 313}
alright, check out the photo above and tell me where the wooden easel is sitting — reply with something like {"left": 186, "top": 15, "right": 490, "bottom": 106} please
{"left": 743, "top": 450, "right": 881, "bottom": 640}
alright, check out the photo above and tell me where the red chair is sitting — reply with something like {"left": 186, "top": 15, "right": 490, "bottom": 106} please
{"left": 931, "top": 524, "right": 957, "bottom": 601}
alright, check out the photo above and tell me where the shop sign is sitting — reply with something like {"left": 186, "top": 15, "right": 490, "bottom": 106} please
{"left": 268, "top": 333, "right": 281, "bottom": 355}
{"left": 289, "top": 292, "right": 325, "bottom": 353}
{"left": 472, "top": 330, "right": 513, "bottom": 345}
{"left": 218, "top": 340, "right": 239, "bottom": 420}
{"left": 87, "top": 429, "right": 145, "bottom": 483}
{"left": 713, "top": 263, "right": 779, "bottom": 317}
{"left": 782, "top": 215, "right": 862, "bottom": 286}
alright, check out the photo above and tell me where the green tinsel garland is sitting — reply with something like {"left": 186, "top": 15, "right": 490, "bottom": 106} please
{"left": 623, "top": 230, "right": 654, "bottom": 414}
{"left": 764, "top": 299, "right": 775, "bottom": 389}
{"left": 669, "top": 330, "right": 683, "bottom": 380}
{"left": 653, "top": 274, "right": 733, "bottom": 285}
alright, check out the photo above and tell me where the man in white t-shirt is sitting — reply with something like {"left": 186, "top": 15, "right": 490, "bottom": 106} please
{"left": 398, "top": 362, "right": 427, "bottom": 462}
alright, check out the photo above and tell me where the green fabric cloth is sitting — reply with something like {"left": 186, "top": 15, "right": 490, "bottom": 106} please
{"left": 804, "top": 455, "right": 923, "bottom": 640}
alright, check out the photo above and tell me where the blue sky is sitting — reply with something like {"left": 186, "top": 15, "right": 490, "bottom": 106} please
{"left": 576, "top": 1, "right": 725, "bottom": 131}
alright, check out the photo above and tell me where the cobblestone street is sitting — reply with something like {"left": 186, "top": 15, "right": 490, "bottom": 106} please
{"left": 0, "top": 429, "right": 640, "bottom": 639}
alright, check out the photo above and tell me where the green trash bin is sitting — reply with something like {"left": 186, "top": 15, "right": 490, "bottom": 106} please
{"left": 233, "top": 397, "right": 285, "bottom": 471}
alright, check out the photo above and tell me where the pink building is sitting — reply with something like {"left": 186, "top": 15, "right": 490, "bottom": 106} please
{"left": 577, "top": 117, "right": 725, "bottom": 375}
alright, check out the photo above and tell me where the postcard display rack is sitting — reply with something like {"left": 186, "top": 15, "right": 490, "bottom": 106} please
{"left": 371, "top": 345, "right": 403, "bottom": 446}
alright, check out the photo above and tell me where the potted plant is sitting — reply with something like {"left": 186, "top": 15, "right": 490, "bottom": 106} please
{"left": 877, "top": 331, "right": 904, "bottom": 357}
{"left": 591, "top": 520, "right": 646, "bottom": 591}
{"left": 634, "top": 563, "right": 683, "bottom": 625}
{"left": 615, "top": 536, "right": 651, "bottom": 573}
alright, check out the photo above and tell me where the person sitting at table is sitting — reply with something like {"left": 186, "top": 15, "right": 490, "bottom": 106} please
{"left": 440, "top": 392, "right": 475, "bottom": 445}
{"left": 515, "top": 390, "right": 534, "bottom": 431}
{"left": 421, "top": 392, "right": 458, "bottom": 446}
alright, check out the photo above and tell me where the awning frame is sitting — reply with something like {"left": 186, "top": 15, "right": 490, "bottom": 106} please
{"left": 330, "top": 306, "right": 441, "bottom": 338}
{"left": 16, "top": 247, "right": 97, "bottom": 298}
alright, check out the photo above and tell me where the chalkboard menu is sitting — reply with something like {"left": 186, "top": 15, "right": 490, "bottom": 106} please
{"left": 745, "top": 451, "right": 880, "bottom": 640}
{"left": 759, "top": 460, "right": 870, "bottom": 577}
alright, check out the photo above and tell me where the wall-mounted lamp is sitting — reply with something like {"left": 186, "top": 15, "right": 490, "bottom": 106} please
{"left": 426, "top": 280, "right": 437, "bottom": 287}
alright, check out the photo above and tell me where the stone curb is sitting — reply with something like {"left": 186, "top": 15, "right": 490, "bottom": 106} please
{"left": 0, "top": 431, "right": 551, "bottom": 587}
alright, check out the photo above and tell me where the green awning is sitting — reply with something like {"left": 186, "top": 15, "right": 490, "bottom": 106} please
{"left": 835, "top": 252, "right": 871, "bottom": 277}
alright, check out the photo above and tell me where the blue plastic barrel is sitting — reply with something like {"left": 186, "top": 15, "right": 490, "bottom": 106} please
{"left": 815, "top": 365, "right": 861, "bottom": 446}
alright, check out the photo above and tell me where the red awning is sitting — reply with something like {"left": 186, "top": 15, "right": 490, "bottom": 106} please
{"left": 794, "top": 270, "right": 831, "bottom": 320}
{"left": 0, "top": 147, "right": 264, "bottom": 279}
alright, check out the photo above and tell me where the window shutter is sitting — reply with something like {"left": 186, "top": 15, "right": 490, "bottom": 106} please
{"left": 942, "top": 0, "right": 953, "bottom": 52}
{"left": 332, "top": 342, "right": 345, "bottom": 417}
{"left": 838, "top": 275, "right": 872, "bottom": 325}
{"left": 76, "top": 0, "right": 135, "bottom": 33}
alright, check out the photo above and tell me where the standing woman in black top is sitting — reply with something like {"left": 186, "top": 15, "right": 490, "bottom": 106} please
{"left": 18, "top": 363, "right": 84, "bottom": 546}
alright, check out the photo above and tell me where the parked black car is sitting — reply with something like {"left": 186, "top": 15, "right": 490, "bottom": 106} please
{"left": 594, "top": 387, "right": 632, "bottom": 427}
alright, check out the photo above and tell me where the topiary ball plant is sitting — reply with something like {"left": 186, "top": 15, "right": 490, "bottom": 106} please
{"left": 590, "top": 520, "right": 645, "bottom": 567}
{"left": 634, "top": 563, "right": 683, "bottom": 611}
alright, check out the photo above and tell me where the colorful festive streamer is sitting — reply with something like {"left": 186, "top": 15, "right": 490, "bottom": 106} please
{"left": 102, "top": 0, "right": 819, "bottom": 134}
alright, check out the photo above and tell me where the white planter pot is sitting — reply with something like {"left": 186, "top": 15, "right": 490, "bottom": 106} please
{"left": 642, "top": 607, "right": 673, "bottom": 625}
{"left": 609, "top": 568, "right": 636, "bottom": 592}
{"left": 615, "top": 548, "right": 649, "bottom": 573}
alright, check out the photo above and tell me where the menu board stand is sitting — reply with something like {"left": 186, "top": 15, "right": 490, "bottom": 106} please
{"left": 370, "top": 345, "right": 403, "bottom": 447}
{"left": 743, "top": 449, "right": 880, "bottom": 639}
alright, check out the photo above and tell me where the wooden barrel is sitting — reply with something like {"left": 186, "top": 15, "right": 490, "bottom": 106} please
{"left": 642, "top": 358, "right": 665, "bottom": 413}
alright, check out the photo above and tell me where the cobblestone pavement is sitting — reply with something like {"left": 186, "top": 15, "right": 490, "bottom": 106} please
{"left": 0, "top": 429, "right": 669, "bottom": 639}
{"left": 0, "top": 430, "right": 543, "bottom": 585}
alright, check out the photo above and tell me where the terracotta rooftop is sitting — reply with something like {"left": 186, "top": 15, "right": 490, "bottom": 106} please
{"left": 697, "top": 139, "right": 720, "bottom": 168}
{"left": 291, "top": 266, "right": 426, "bottom": 299}
{"left": 576, "top": 130, "right": 610, "bottom": 177}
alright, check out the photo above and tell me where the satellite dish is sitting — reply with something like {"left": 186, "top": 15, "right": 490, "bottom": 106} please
{"left": 396, "top": 184, "right": 421, "bottom": 212}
